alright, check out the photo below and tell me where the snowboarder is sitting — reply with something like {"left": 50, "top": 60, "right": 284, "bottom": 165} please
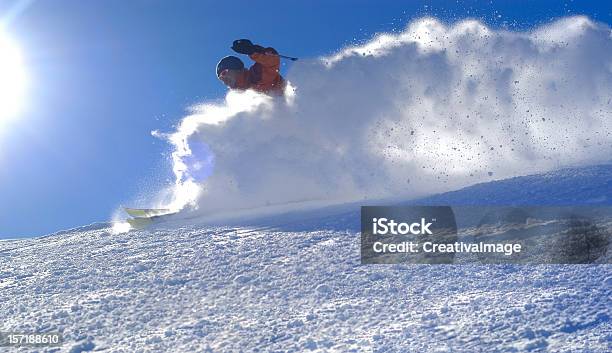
{"left": 217, "top": 39, "right": 286, "bottom": 95}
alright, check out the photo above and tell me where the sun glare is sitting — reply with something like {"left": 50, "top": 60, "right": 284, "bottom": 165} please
{"left": 0, "top": 30, "right": 27, "bottom": 123}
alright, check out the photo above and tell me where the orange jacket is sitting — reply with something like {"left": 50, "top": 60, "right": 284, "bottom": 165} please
{"left": 245, "top": 48, "right": 285, "bottom": 94}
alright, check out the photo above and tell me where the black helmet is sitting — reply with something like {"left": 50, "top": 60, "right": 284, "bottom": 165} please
{"left": 216, "top": 56, "right": 244, "bottom": 77}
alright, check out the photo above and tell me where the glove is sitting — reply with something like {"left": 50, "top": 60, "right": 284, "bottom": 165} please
{"left": 231, "top": 39, "right": 254, "bottom": 54}
{"left": 232, "top": 39, "right": 265, "bottom": 55}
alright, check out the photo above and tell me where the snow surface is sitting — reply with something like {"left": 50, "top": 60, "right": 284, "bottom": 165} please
{"left": 1, "top": 165, "right": 611, "bottom": 352}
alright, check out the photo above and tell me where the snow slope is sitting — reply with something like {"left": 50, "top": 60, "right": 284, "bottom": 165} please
{"left": 1, "top": 165, "right": 611, "bottom": 352}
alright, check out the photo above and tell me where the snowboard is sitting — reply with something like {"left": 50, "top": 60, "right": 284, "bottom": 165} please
{"left": 124, "top": 208, "right": 175, "bottom": 218}
{"left": 124, "top": 208, "right": 178, "bottom": 229}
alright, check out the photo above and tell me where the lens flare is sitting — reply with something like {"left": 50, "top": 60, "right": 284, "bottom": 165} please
{"left": 0, "top": 31, "right": 27, "bottom": 124}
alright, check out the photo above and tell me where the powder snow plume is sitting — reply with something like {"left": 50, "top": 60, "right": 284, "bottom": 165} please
{"left": 158, "top": 16, "right": 612, "bottom": 216}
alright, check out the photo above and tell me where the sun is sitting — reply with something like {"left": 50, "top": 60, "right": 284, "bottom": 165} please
{"left": 0, "top": 31, "right": 27, "bottom": 123}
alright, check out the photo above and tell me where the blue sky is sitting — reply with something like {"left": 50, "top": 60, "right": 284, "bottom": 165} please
{"left": 0, "top": 0, "right": 610, "bottom": 238}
